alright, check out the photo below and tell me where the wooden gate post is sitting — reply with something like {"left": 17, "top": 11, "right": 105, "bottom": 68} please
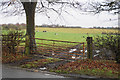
{"left": 86, "top": 37, "right": 93, "bottom": 60}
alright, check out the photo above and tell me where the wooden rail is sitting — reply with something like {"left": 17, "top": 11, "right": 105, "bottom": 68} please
{"left": 34, "top": 38, "right": 84, "bottom": 44}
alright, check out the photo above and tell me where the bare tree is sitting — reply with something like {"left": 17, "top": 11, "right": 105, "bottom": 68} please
{"left": 0, "top": 0, "right": 83, "bottom": 55}
{"left": 85, "top": 0, "right": 120, "bottom": 14}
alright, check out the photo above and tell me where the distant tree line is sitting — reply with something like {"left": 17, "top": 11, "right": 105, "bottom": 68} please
{"left": 36, "top": 24, "right": 64, "bottom": 28}
{"left": 36, "top": 24, "right": 82, "bottom": 28}
{"left": 2, "top": 23, "right": 118, "bottom": 29}
{"left": 1, "top": 23, "right": 26, "bottom": 30}
{"left": 93, "top": 26, "right": 119, "bottom": 29}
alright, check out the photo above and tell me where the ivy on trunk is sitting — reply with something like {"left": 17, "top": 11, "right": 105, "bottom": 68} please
{"left": 22, "top": 2, "right": 37, "bottom": 55}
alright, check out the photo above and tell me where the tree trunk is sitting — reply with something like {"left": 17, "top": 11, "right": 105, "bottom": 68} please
{"left": 22, "top": 2, "right": 37, "bottom": 55}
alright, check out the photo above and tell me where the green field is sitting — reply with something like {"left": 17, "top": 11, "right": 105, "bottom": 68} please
{"left": 35, "top": 31, "right": 96, "bottom": 42}
{"left": 2, "top": 27, "right": 118, "bottom": 43}
{"left": 35, "top": 27, "right": 118, "bottom": 42}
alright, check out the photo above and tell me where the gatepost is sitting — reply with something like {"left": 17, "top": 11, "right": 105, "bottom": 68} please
{"left": 86, "top": 37, "right": 93, "bottom": 60}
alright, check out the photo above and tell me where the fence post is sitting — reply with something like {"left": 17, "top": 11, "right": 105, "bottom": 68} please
{"left": 86, "top": 37, "right": 93, "bottom": 60}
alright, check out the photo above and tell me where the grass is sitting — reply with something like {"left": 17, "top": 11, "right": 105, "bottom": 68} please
{"left": 35, "top": 32, "right": 97, "bottom": 42}
{"left": 2, "top": 28, "right": 118, "bottom": 42}
{"left": 35, "top": 27, "right": 118, "bottom": 34}
{"left": 34, "top": 28, "right": 117, "bottom": 48}
{"left": 21, "top": 58, "right": 60, "bottom": 68}
{"left": 35, "top": 27, "right": 118, "bottom": 42}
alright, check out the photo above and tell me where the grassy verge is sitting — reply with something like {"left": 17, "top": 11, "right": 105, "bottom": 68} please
{"left": 49, "top": 59, "right": 119, "bottom": 78}
{"left": 21, "top": 58, "right": 60, "bottom": 68}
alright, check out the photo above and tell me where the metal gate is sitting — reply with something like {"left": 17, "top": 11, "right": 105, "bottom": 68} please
{"left": 33, "top": 38, "right": 86, "bottom": 59}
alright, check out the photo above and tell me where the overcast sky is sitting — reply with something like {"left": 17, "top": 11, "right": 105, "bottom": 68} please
{"left": 0, "top": 0, "right": 118, "bottom": 28}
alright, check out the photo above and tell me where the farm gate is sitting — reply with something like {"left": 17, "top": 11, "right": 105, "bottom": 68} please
{"left": 2, "top": 34, "right": 87, "bottom": 60}
{"left": 32, "top": 38, "right": 86, "bottom": 59}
